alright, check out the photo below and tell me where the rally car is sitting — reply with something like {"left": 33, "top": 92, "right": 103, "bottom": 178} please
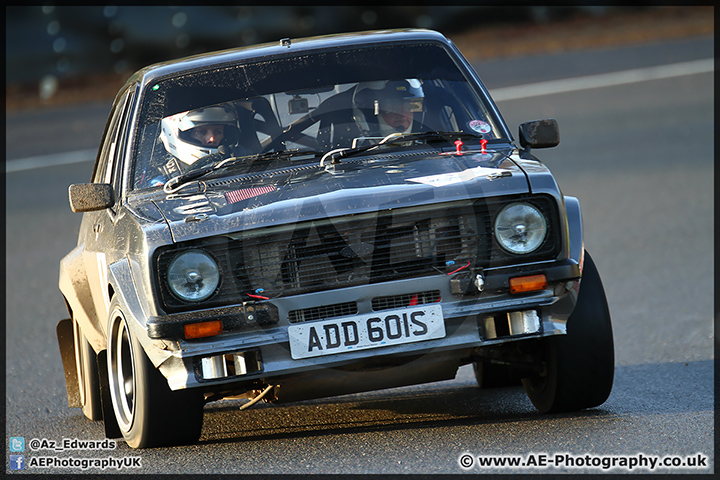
{"left": 57, "top": 29, "right": 614, "bottom": 448}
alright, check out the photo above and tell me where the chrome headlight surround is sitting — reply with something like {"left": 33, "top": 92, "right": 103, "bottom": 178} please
{"left": 494, "top": 202, "right": 548, "bottom": 255}
{"left": 167, "top": 249, "right": 220, "bottom": 302}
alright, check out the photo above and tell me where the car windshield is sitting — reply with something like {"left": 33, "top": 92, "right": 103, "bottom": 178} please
{"left": 131, "top": 42, "right": 505, "bottom": 190}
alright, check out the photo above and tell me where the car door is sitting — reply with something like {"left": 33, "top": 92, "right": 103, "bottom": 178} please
{"left": 79, "top": 86, "right": 136, "bottom": 341}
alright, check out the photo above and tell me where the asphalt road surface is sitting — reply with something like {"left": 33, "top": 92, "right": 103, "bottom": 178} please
{"left": 5, "top": 35, "right": 714, "bottom": 475}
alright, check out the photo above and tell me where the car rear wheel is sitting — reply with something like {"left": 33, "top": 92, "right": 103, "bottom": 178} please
{"left": 73, "top": 318, "right": 102, "bottom": 421}
{"left": 522, "top": 251, "right": 614, "bottom": 413}
{"left": 107, "top": 297, "right": 204, "bottom": 448}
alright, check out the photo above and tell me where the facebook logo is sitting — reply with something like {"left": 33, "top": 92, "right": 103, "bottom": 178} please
{"left": 9, "top": 455, "right": 25, "bottom": 470}
{"left": 10, "top": 437, "right": 25, "bottom": 452}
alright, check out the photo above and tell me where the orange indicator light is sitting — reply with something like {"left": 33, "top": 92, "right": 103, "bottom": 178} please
{"left": 184, "top": 320, "right": 223, "bottom": 339}
{"left": 509, "top": 274, "right": 547, "bottom": 294}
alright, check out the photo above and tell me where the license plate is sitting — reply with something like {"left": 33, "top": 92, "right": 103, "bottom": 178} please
{"left": 288, "top": 304, "right": 445, "bottom": 359}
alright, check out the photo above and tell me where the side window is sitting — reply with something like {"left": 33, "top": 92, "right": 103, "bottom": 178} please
{"left": 91, "top": 87, "right": 135, "bottom": 206}
{"left": 92, "top": 94, "right": 127, "bottom": 184}
{"left": 110, "top": 90, "right": 136, "bottom": 202}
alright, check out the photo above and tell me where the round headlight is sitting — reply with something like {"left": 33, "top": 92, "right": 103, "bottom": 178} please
{"left": 167, "top": 249, "right": 220, "bottom": 302}
{"left": 494, "top": 202, "right": 547, "bottom": 254}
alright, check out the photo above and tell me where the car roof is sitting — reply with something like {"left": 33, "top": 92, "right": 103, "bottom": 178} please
{"left": 123, "top": 29, "right": 452, "bottom": 91}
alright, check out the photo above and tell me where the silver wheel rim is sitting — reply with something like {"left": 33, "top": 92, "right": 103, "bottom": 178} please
{"left": 108, "top": 313, "right": 135, "bottom": 431}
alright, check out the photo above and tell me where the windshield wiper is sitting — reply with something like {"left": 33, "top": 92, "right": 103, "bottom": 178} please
{"left": 319, "top": 131, "right": 489, "bottom": 166}
{"left": 319, "top": 143, "right": 381, "bottom": 166}
{"left": 383, "top": 131, "right": 485, "bottom": 145}
{"left": 244, "top": 148, "right": 323, "bottom": 167}
{"left": 164, "top": 149, "right": 322, "bottom": 193}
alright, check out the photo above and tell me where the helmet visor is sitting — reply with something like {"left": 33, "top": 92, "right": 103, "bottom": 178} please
{"left": 179, "top": 124, "right": 239, "bottom": 148}
{"left": 376, "top": 97, "right": 424, "bottom": 115}
{"left": 176, "top": 105, "right": 239, "bottom": 146}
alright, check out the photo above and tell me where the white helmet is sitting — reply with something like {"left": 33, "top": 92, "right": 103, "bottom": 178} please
{"left": 160, "top": 104, "right": 239, "bottom": 165}
{"left": 352, "top": 79, "right": 424, "bottom": 137}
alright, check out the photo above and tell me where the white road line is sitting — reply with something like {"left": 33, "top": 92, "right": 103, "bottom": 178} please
{"left": 6, "top": 148, "right": 97, "bottom": 173}
{"left": 6, "top": 58, "right": 713, "bottom": 173}
{"left": 490, "top": 58, "right": 713, "bottom": 102}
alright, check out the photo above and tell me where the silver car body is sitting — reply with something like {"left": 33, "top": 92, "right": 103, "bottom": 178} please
{"left": 58, "top": 29, "right": 584, "bottom": 406}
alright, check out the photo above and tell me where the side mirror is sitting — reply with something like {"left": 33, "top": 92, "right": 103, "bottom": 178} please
{"left": 68, "top": 183, "right": 114, "bottom": 213}
{"left": 519, "top": 118, "right": 560, "bottom": 149}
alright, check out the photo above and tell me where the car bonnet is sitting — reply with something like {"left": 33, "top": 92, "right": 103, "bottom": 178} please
{"left": 151, "top": 150, "right": 531, "bottom": 243}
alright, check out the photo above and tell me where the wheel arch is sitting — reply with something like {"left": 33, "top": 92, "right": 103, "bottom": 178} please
{"left": 563, "top": 195, "right": 584, "bottom": 267}
{"left": 59, "top": 248, "right": 105, "bottom": 354}
{"left": 106, "top": 259, "right": 174, "bottom": 370}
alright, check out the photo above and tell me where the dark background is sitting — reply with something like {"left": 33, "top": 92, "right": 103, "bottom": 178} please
{"left": 9, "top": 5, "right": 695, "bottom": 112}
{"left": 6, "top": 6, "right": 609, "bottom": 83}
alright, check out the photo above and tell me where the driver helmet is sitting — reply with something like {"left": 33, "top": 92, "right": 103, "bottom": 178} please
{"left": 352, "top": 79, "right": 424, "bottom": 137}
{"left": 160, "top": 104, "right": 239, "bottom": 165}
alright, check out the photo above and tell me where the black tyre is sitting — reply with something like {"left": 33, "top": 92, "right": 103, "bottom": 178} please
{"left": 107, "top": 298, "right": 204, "bottom": 448}
{"left": 73, "top": 318, "right": 102, "bottom": 421}
{"left": 522, "top": 251, "right": 614, "bottom": 413}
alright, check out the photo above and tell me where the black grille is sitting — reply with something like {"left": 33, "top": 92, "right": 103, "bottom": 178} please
{"left": 372, "top": 290, "right": 441, "bottom": 311}
{"left": 288, "top": 302, "right": 358, "bottom": 323}
{"left": 227, "top": 202, "right": 482, "bottom": 298}
{"left": 156, "top": 196, "right": 560, "bottom": 311}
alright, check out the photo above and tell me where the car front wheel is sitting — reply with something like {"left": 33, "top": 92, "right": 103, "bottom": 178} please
{"left": 522, "top": 251, "right": 615, "bottom": 413}
{"left": 106, "top": 297, "right": 204, "bottom": 448}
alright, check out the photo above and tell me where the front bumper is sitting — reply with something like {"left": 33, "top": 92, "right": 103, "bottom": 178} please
{"left": 148, "top": 259, "right": 580, "bottom": 395}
